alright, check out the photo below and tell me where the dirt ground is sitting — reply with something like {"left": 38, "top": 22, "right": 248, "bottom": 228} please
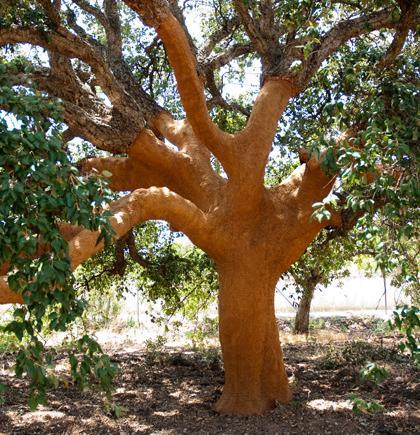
{"left": 0, "top": 317, "right": 419, "bottom": 434}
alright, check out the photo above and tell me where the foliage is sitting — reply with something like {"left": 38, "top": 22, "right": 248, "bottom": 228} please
{"left": 144, "top": 334, "right": 168, "bottom": 365}
{"left": 82, "top": 285, "right": 122, "bottom": 330}
{"left": 137, "top": 241, "right": 218, "bottom": 324}
{"left": 388, "top": 305, "right": 420, "bottom": 366}
{"left": 67, "top": 335, "right": 117, "bottom": 395}
{"left": 360, "top": 361, "right": 389, "bottom": 384}
{"left": 76, "top": 222, "right": 218, "bottom": 327}
{"left": 350, "top": 395, "right": 384, "bottom": 414}
{"left": 285, "top": 230, "right": 355, "bottom": 309}
{"left": 0, "top": 326, "right": 20, "bottom": 352}
{"left": 280, "top": 31, "right": 419, "bottom": 324}
{"left": 186, "top": 316, "right": 219, "bottom": 350}
{"left": 0, "top": 62, "right": 116, "bottom": 408}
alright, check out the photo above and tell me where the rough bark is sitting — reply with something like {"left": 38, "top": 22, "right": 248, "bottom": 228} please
{"left": 294, "top": 283, "right": 317, "bottom": 335}
{"left": 216, "top": 258, "right": 291, "bottom": 415}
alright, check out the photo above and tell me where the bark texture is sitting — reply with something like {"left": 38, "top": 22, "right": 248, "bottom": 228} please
{"left": 216, "top": 260, "right": 291, "bottom": 414}
{"left": 294, "top": 284, "right": 317, "bottom": 335}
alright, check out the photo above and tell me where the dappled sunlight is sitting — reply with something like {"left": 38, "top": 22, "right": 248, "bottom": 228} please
{"left": 306, "top": 399, "right": 352, "bottom": 412}
{"left": 1, "top": 321, "right": 417, "bottom": 434}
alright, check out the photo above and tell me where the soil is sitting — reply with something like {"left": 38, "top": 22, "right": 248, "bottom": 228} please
{"left": 0, "top": 317, "right": 418, "bottom": 434}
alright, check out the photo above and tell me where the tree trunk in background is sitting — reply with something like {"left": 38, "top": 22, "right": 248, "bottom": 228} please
{"left": 294, "top": 283, "right": 317, "bottom": 334}
{"left": 214, "top": 258, "right": 291, "bottom": 415}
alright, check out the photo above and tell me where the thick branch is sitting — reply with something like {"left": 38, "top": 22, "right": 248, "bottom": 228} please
{"left": 270, "top": 129, "right": 362, "bottom": 236}
{"left": 0, "top": 187, "right": 213, "bottom": 305}
{"left": 231, "top": 78, "right": 295, "bottom": 187}
{"left": 69, "top": 187, "right": 213, "bottom": 269}
{"left": 150, "top": 113, "right": 222, "bottom": 189}
{"left": 0, "top": 277, "right": 24, "bottom": 304}
{"left": 124, "top": 0, "right": 236, "bottom": 174}
{"left": 83, "top": 126, "right": 221, "bottom": 210}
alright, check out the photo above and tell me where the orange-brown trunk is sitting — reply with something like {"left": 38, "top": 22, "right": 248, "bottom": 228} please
{"left": 214, "top": 258, "right": 291, "bottom": 415}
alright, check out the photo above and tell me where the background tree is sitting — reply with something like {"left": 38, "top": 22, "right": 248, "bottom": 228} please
{"left": 287, "top": 231, "right": 356, "bottom": 334}
{"left": 278, "top": 30, "right": 419, "bottom": 334}
{"left": 288, "top": 213, "right": 418, "bottom": 335}
{"left": 0, "top": 0, "right": 418, "bottom": 415}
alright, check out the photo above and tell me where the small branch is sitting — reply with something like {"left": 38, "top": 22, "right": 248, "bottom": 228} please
{"left": 38, "top": 0, "right": 61, "bottom": 25}
{"left": 205, "top": 43, "right": 253, "bottom": 71}
{"left": 204, "top": 68, "right": 251, "bottom": 118}
{"left": 61, "top": 128, "right": 76, "bottom": 144}
{"left": 104, "top": 0, "right": 123, "bottom": 60}
{"left": 378, "top": 1, "right": 418, "bottom": 69}
{"left": 199, "top": 16, "right": 241, "bottom": 59}
{"left": 0, "top": 26, "right": 116, "bottom": 107}
{"left": 70, "top": 0, "right": 109, "bottom": 29}
{"left": 126, "top": 230, "right": 151, "bottom": 268}
{"left": 232, "top": 0, "right": 268, "bottom": 54}
{"left": 65, "top": 8, "right": 105, "bottom": 49}
{"left": 295, "top": 7, "right": 403, "bottom": 88}
{"left": 112, "top": 233, "right": 129, "bottom": 276}
{"left": 207, "top": 96, "right": 251, "bottom": 118}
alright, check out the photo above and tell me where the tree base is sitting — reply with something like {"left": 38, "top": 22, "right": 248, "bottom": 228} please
{"left": 213, "top": 386, "right": 292, "bottom": 416}
{"left": 213, "top": 393, "right": 277, "bottom": 416}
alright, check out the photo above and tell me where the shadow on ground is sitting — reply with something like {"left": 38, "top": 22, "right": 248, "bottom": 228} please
{"left": 1, "top": 325, "right": 419, "bottom": 434}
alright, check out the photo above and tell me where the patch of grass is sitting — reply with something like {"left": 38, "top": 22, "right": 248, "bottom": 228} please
{"left": 125, "top": 317, "right": 139, "bottom": 329}
{"left": 0, "top": 382, "right": 6, "bottom": 405}
{"left": 321, "top": 341, "right": 400, "bottom": 369}
{"left": 193, "top": 345, "right": 221, "bottom": 369}
{"left": 370, "top": 319, "right": 390, "bottom": 335}
{"left": 309, "top": 318, "right": 326, "bottom": 331}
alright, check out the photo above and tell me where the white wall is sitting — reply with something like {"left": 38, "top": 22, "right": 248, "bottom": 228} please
{"left": 275, "top": 273, "right": 409, "bottom": 316}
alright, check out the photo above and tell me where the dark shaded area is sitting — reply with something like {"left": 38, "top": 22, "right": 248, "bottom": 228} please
{"left": 0, "top": 321, "right": 419, "bottom": 434}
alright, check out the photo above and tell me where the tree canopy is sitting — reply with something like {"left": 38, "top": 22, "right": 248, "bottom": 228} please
{"left": 0, "top": 0, "right": 418, "bottom": 415}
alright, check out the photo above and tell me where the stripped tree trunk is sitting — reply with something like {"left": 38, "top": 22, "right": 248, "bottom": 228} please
{"left": 0, "top": 0, "right": 405, "bottom": 415}
{"left": 215, "top": 259, "right": 291, "bottom": 414}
